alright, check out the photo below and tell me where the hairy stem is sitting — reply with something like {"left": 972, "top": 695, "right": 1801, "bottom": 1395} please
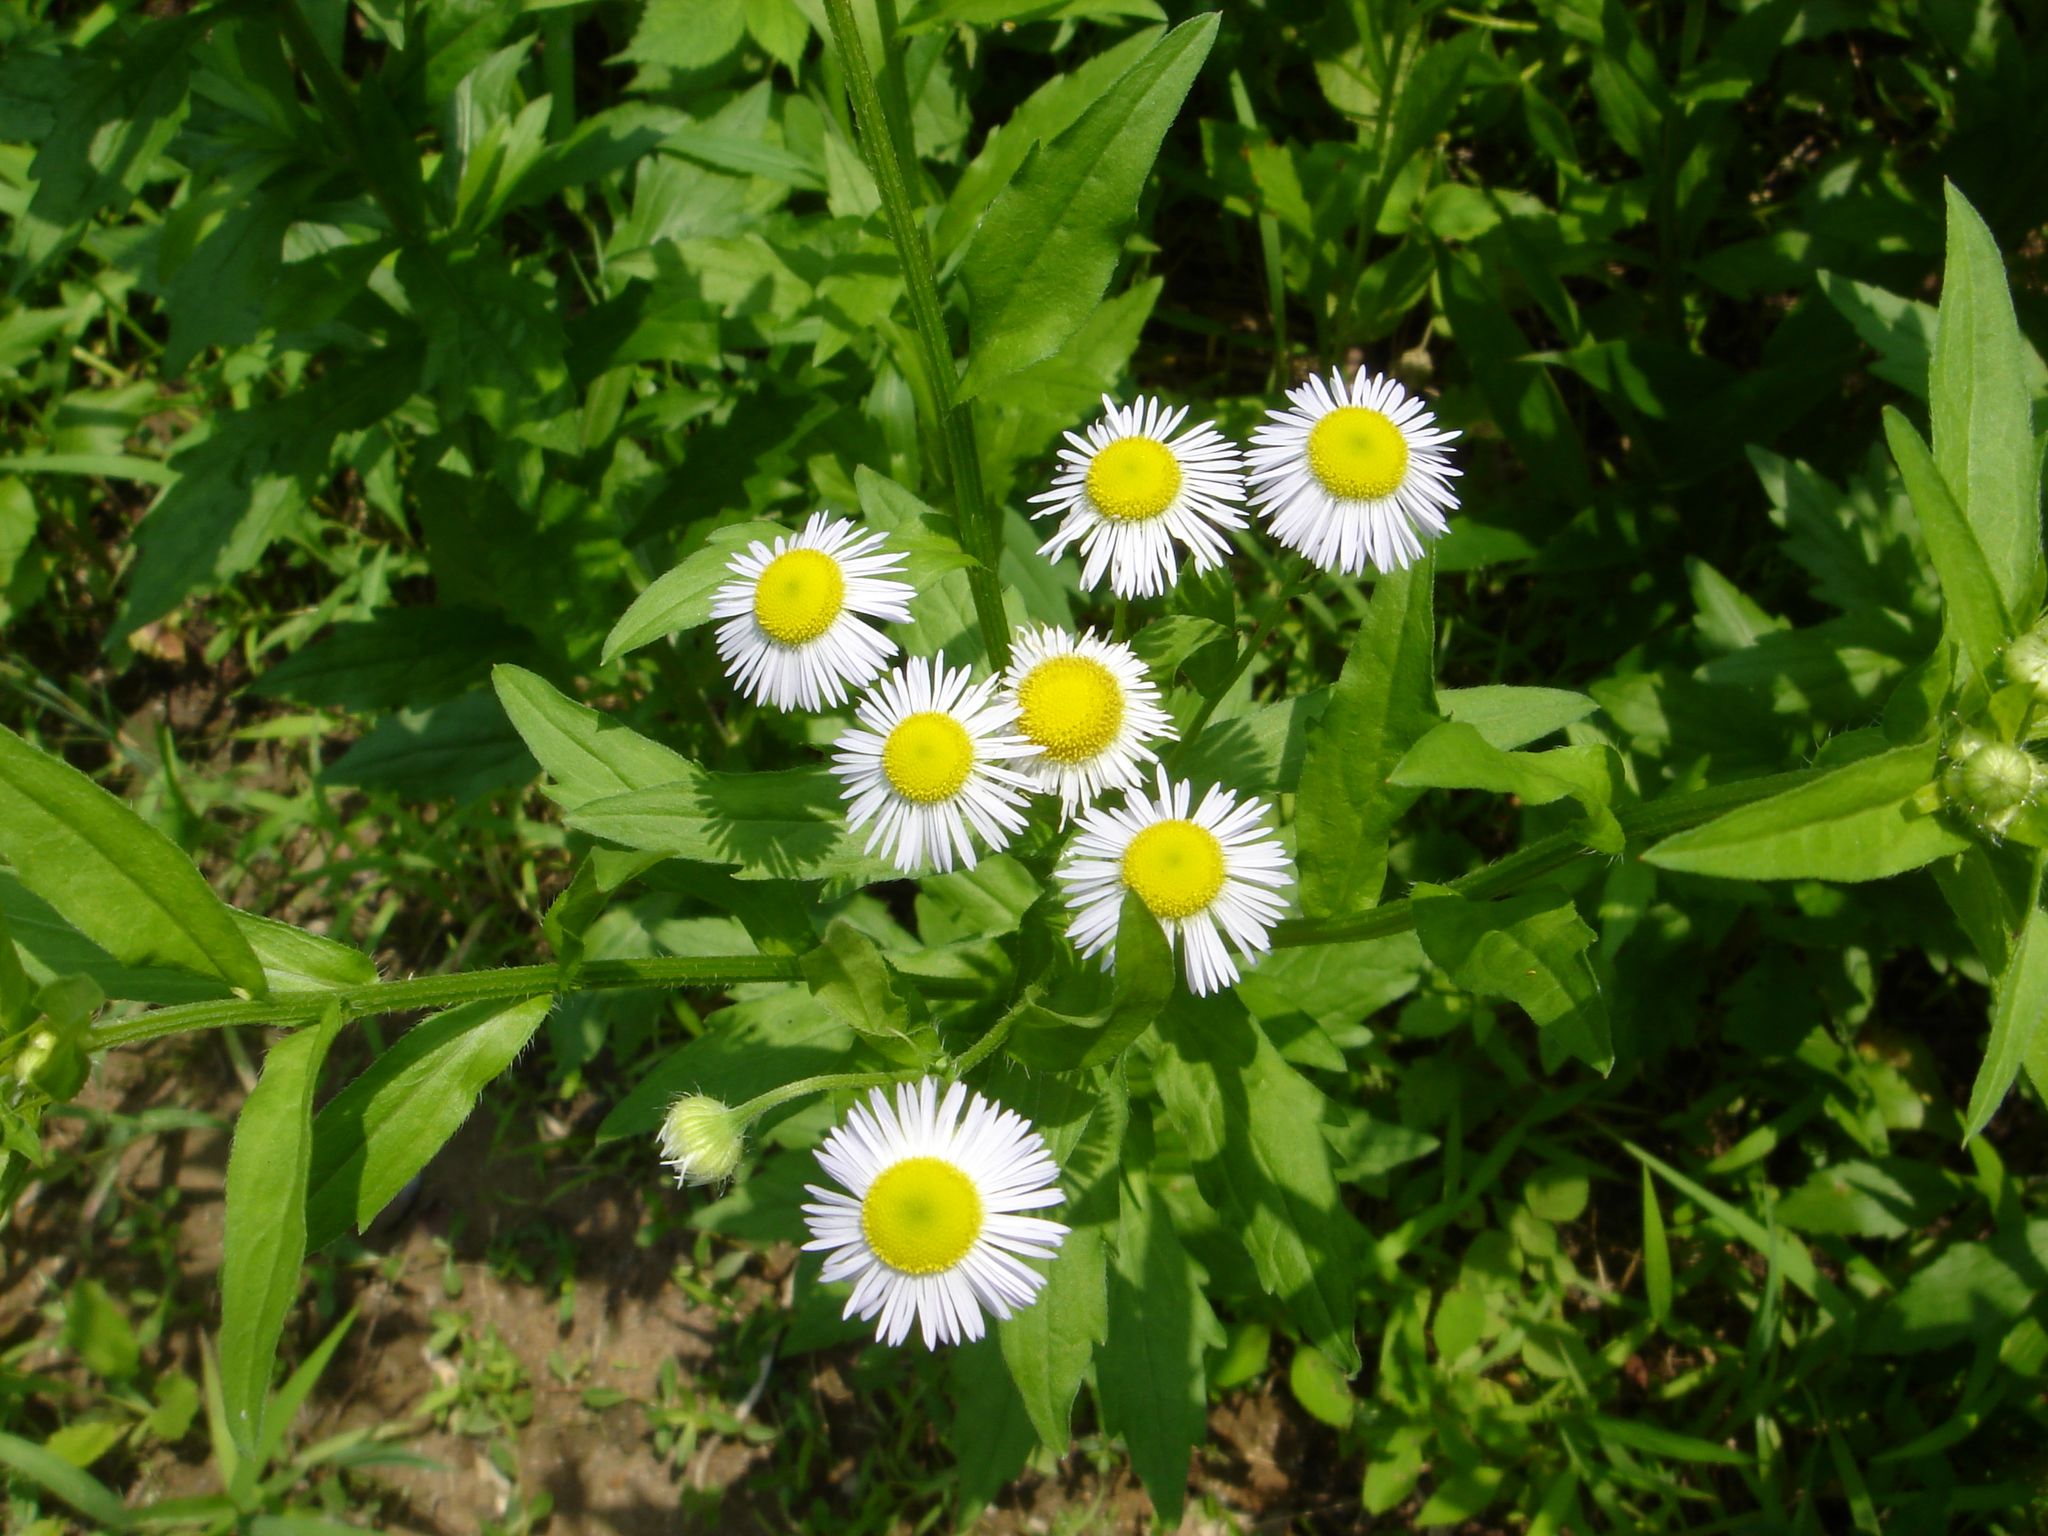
{"left": 822, "top": 0, "right": 1011, "bottom": 669}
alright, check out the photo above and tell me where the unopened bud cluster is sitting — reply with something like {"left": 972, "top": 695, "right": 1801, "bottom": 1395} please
{"left": 1942, "top": 729, "right": 2044, "bottom": 837}
{"left": 657, "top": 1093, "right": 748, "bottom": 1187}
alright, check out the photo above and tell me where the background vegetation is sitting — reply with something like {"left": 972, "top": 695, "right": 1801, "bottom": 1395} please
{"left": 2, "top": 0, "right": 2046, "bottom": 1531}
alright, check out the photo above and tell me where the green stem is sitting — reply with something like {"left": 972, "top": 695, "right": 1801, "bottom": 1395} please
{"left": 87, "top": 957, "right": 981, "bottom": 1053}
{"left": 949, "top": 1004, "right": 1018, "bottom": 1078}
{"left": 822, "top": 0, "right": 1010, "bottom": 669}
{"left": 736, "top": 1070, "right": 900, "bottom": 1121}
{"left": 1272, "top": 767, "right": 1818, "bottom": 949}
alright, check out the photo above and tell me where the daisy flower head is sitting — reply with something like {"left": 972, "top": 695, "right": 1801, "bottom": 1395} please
{"left": 1247, "top": 366, "right": 1460, "bottom": 575}
{"left": 830, "top": 652, "right": 1034, "bottom": 874}
{"left": 1000, "top": 625, "right": 1176, "bottom": 816}
{"left": 1058, "top": 768, "right": 1293, "bottom": 997}
{"left": 801, "top": 1078, "right": 1068, "bottom": 1349}
{"left": 1028, "top": 394, "right": 1247, "bottom": 599}
{"left": 710, "top": 512, "right": 915, "bottom": 712}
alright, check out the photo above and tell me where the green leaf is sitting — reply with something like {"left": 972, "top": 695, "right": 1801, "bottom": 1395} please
{"left": 998, "top": 1072, "right": 1122, "bottom": 1451}
{"left": 1436, "top": 684, "right": 1598, "bottom": 750}
{"left": 1965, "top": 877, "right": 2048, "bottom": 1141}
{"left": 957, "top": 14, "right": 1218, "bottom": 399}
{"left": 0, "top": 724, "right": 266, "bottom": 997}
{"left": 1643, "top": 744, "right": 1969, "bottom": 883}
{"left": 64, "top": 1278, "right": 139, "bottom": 1381}
{"left": 1392, "top": 722, "right": 1624, "bottom": 852}
{"left": 1288, "top": 1346, "right": 1355, "bottom": 1430}
{"left": 0, "top": 1431, "right": 129, "bottom": 1530}
{"left": 1931, "top": 181, "right": 2044, "bottom": 623}
{"left": 220, "top": 1008, "right": 343, "bottom": 1457}
{"left": 1295, "top": 559, "right": 1436, "bottom": 918}
{"left": 1585, "top": 1415, "right": 1748, "bottom": 1467}
{"left": 232, "top": 914, "right": 378, "bottom": 995}
{"left": 1641, "top": 1166, "right": 1672, "bottom": 1323}
{"left": 801, "top": 919, "right": 935, "bottom": 1067}
{"left": 949, "top": 1336, "right": 1038, "bottom": 1518}
{"left": 565, "top": 765, "right": 892, "bottom": 883}
{"left": 251, "top": 607, "right": 532, "bottom": 713}
{"left": 1096, "top": 1166, "right": 1221, "bottom": 1528}
{"left": 1816, "top": 270, "right": 1937, "bottom": 399}
{"left": 1411, "top": 883, "right": 1613, "bottom": 1074}
{"left": 1084, "top": 892, "right": 1175, "bottom": 1068}
{"left": 0, "top": 898, "right": 30, "bottom": 1032}
{"left": 854, "top": 467, "right": 991, "bottom": 663}
{"left": 601, "top": 520, "right": 787, "bottom": 664}
{"left": 493, "top": 665, "right": 692, "bottom": 810}
{"left": 1150, "top": 992, "right": 1361, "bottom": 1370}
{"left": 321, "top": 689, "right": 537, "bottom": 805}
{"left": 1884, "top": 406, "right": 2011, "bottom": 679}
{"left": 305, "top": 996, "right": 552, "bottom": 1250}
{"left": 1859, "top": 1220, "right": 2048, "bottom": 1354}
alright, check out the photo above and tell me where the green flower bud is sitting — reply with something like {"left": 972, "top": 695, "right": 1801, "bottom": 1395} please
{"left": 2007, "top": 628, "right": 2048, "bottom": 703}
{"left": 658, "top": 1094, "right": 747, "bottom": 1187}
{"left": 15, "top": 1026, "right": 88, "bottom": 1102}
{"left": 1943, "top": 735, "right": 2042, "bottom": 835}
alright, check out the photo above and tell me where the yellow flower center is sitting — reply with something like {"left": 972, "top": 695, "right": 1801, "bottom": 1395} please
{"left": 1307, "top": 406, "right": 1409, "bottom": 500}
{"left": 882, "top": 712, "right": 975, "bottom": 804}
{"left": 1017, "top": 655, "right": 1125, "bottom": 764}
{"left": 752, "top": 548, "right": 845, "bottom": 645}
{"left": 1085, "top": 437, "right": 1182, "bottom": 522}
{"left": 861, "top": 1157, "right": 983, "bottom": 1275}
{"left": 1121, "top": 818, "right": 1226, "bottom": 920}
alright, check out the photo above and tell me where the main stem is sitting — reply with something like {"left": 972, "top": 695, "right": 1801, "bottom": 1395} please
{"left": 823, "top": 0, "right": 1010, "bottom": 670}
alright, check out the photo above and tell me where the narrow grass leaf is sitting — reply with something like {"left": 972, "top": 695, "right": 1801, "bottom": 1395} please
{"left": 0, "top": 724, "right": 266, "bottom": 997}
{"left": 1641, "top": 1165, "right": 1673, "bottom": 1323}
{"left": 220, "top": 1007, "right": 343, "bottom": 1457}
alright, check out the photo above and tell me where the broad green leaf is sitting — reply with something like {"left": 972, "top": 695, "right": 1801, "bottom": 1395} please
{"left": 1816, "top": 270, "right": 1937, "bottom": 399}
{"left": 0, "top": 724, "right": 266, "bottom": 997}
{"left": 1173, "top": 688, "right": 1325, "bottom": 795}
{"left": 1096, "top": 1166, "right": 1221, "bottom": 1528}
{"left": 600, "top": 519, "right": 786, "bottom": 663}
{"left": 1777, "top": 1158, "right": 1962, "bottom": 1240}
{"left": 566, "top": 766, "right": 893, "bottom": 883}
{"left": 855, "top": 467, "right": 994, "bottom": 663}
{"left": 1288, "top": 1346, "right": 1355, "bottom": 1430}
{"left": 321, "top": 689, "right": 536, "bottom": 805}
{"left": 1644, "top": 743, "right": 1969, "bottom": 883}
{"left": 1411, "top": 883, "right": 1613, "bottom": 1074}
{"left": 251, "top": 607, "right": 531, "bottom": 712}
{"left": 1859, "top": 1220, "right": 2048, "bottom": 1353}
{"left": 1436, "top": 684, "right": 1598, "bottom": 750}
{"left": 957, "top": 14, "right": 1218, "bottom": 398}
{"left": 64, "top": 1278, "right": 139, "bottom": 1381}
{"left": 1392, "top": 722, "right": 1624, "bottom": 852}
{"left": 801, "top": 919, "right": 935, "bottom": 1067}
{"left": 998, "top": 1073, "right": 1122, "bottom": 1450}
{"left": 305, "top": 996, "right": 551, "bottom": 1250}
{"left": 1151, "top": 992, "right": 1361, "bottom": 1370}
{"left": 219, "top": 1008, "right": 343, "bottom": 1457}
{"left": 1884, "top": 406, "right": 2011, "bottom": 678}
{"left": 0, "top": 1431, "right": 129, "bottom": 1530}
{"left": 1295, "top": 559, "right": 1436, "bottom": 917}
{"left": 493, "top": 664, "right": 691, "bottom": 809}
{"left": 949, "top": 1336, "right": 1038, "bottom": 1517}
{"left": 1005, "top": 893, "right": 1175, "bottom": 1070}
{"left": 1965, "top": 880, "right": 2048, "bottom": 1141}
{"left": 1932, "top": 182, "right": 2043, "bottom": 622}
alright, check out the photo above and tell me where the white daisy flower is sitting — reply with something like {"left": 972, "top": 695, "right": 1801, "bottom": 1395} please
{"left": 801, "top": 1078, "right": 1069, "bottom": 1349}
{"left": 1247, "top": 366, "right": 1461, "bottom": 575}
{"left": 999, "top": 625, "right": 1175, "bottom": 817}
{"left": 1027, "top": 394, "right": 1247, "bottom": 599}
{"left": 1058, "top": 767, "right": 1293, "bottom": 997}
{"left": 710, "top": 512, "right": 915, "bottom": 711}
{"left": 830, "top": 652, "right": 1033, "bottom": 874}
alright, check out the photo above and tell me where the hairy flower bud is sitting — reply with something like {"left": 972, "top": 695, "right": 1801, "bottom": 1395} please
{"left": 657, "top": 1094, "right": 747, "bottom": 1187}
{"left": 1943, "top": 734, "right": 2042, "bottom": 835}
{"left": 2008, "top": 628, "right": 2048, "bottom": 703}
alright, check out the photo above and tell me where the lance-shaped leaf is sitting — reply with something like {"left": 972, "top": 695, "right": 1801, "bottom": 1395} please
{"left": 1931, "top": 182, "right": 2044, "bottom": 623}
{"left": 1965, "top": 869, "right": 2048, "bottom": 1141}
{"left": 600, "top": 519, "right": 785, "bottom": 664}
{"left": 1096, "top": 1164, "right": 1221, "bottom": 1528}
{"left": 305, "top": 995, "right": 551, "bottom": 1250}
{"left": 1411, "top": 883, "right": 1613, "bottom": 1074}
{"left": 1392, "top": 721, "right": 1625, "bottom": 852}
{"left": 1295, "top": 558, "right": 1437, "bottom": 917}
{"left": 0, "top": 724, "right": 266, "bottom": 998}
{"left": 1884, "top": 406, "right": 2010, "bottom": 680}
{"left": 1644, "top": 743, "right": 1969, "bottom": 883}
{"left": 1150, "top": 991, "right": 1361, "bottom": 1370}
{"left": 801, "top": 919, "right": 936, "bottom": 1067}
{"left": 493, "top": 664, "right": 691, "bottom": 808}
{"left": 219, "top": 1007, "right": 343, "bottom": 1457}
{"left": 958, "top": 14, "right": 1218, "bottom": 399}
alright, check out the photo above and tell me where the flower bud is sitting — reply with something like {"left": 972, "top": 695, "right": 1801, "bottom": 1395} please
{"left": 2007, "top": 628, "right": 2048, "bottom": 703}
{"left": 657, "top": 1094, "right": 747, "bottom": 1187}
{"left": 15, "top": 1026, "right": 88, "bottom": 1102}
{"left": 1943, "top": 735, "right": 2042, "bottom": 835}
